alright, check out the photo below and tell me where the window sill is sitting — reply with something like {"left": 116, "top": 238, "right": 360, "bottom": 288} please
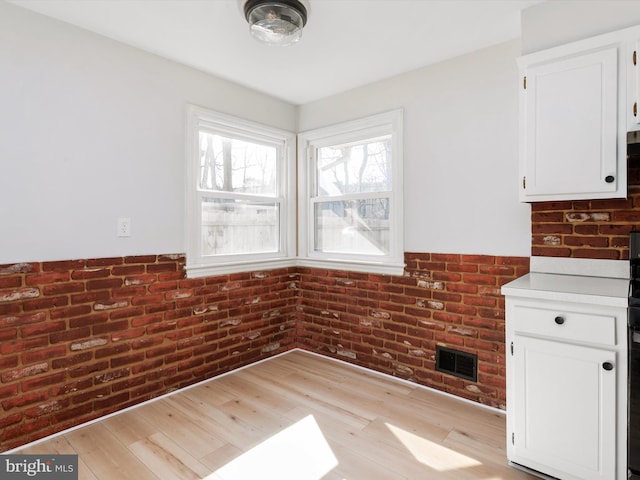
{"left": 186, "top": 257, "right": 298, "bottom": 278}
{"left": 186, "top": 257, "right": 406, "bottom": 278}
{"left": 296, "top": 258, "right": 406, "bottom": 276}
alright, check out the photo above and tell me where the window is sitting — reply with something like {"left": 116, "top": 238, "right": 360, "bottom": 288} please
{"left": 297, "top": 110, "right": 404, "bottom": 275}
{"left": 185, "top": 106, "right": 296, "bottom": 277}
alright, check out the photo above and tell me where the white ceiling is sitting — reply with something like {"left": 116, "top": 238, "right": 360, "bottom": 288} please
{"left": 8, "top": 0, "right": 543, "bottom": 105}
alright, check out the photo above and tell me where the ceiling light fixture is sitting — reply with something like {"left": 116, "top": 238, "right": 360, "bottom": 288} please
{"left": 242, "top": 0, "right": 309, "bottom": 47}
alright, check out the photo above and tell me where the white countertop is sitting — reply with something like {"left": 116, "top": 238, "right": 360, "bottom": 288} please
{"left": 502, "top": 272, "right": 629, "bottom": 307}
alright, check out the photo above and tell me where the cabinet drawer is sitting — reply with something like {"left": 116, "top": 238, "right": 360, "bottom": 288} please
{"left": 513, "top": 305, "right": 616, "bottom": 346}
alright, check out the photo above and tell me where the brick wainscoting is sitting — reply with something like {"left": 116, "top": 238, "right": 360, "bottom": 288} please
{"left": 0, "top": 252, "right": 528, "bottom": 451}
{"left": 0, "top": 256, "right": 299, "bottom": 451}
{"left": 297, "top": 253, "right": 529, "bottom": 409}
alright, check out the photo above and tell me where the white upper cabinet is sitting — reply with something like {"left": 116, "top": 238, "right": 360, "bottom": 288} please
{"left": 520, "top": 47, "right": 618, "bottom": 200}
{"left": 518, "top": 26, "right": 640, "bottom": 202}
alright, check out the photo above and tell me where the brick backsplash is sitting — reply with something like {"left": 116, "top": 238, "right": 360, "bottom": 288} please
{"left": 531, "top": 159, "right": 640, "bottom": 259}
{"left": 0, "top": 252, "right": 528, "bottom": 451}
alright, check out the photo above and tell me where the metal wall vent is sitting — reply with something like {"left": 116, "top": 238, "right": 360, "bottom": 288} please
{"left": 435, "top": 346, "right": 478, "bottom": 382}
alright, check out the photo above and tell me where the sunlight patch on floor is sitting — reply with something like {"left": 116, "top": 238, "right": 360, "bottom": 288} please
{"left": 385, "top": 422, "right": 482, "bottom": 472}
{"left": 208, "top": 415, "right": 338, "bottom": 480}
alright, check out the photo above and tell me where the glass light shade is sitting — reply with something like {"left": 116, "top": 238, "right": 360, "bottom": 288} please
{"left": 246, "top": 2, "right": 306, "bottom": 46}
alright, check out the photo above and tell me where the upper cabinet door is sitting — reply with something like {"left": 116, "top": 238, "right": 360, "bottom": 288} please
{"left": 519, "top": 45, "right": 621, "bottom": 202}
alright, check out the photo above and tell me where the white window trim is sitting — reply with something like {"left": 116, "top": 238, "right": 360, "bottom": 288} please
{"left": 185, "top": 105, "right": 297, "bottom": 278}
{"left": 297, "top": 109, "right": 405, "bottom": 276}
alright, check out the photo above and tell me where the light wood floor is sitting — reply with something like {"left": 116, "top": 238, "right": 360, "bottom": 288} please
{"left": 16, "top": 350, "right": 535, "bottom": 479}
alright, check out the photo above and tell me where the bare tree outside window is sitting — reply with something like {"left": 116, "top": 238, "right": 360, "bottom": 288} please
{"left": 198, "top": 131, "right": 279, "bottom": 256}
{"left": 313, "top": 135, "right": 392, "bottom": 255}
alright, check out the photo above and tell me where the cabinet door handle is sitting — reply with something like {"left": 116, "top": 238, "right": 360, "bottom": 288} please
{"left": 605, "top": 175, "right": 615, "bottom": 183}
{"left": 603, "top": 362, "right": 614, "bottom": 371}
{"left": 554, "top": 316, "right": 565, "bottom": 325}
{"left": 635, "top": 102, "right": 638, "bottom": 117}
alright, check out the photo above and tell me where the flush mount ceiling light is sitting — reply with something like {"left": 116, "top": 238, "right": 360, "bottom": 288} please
{"left": 241, "top": 0, "right": 309, "bottom": 47}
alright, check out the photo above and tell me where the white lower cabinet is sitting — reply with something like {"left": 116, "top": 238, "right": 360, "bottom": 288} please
{"left": 511, "top": 334, "right": 616, "bottom": 479}
{"left": 503, "top": 283, "right": 628, "bottom": 480}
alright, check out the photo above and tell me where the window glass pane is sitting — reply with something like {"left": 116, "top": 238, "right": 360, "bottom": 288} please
{"left": 199, "top": 131, "right": 277, "bottom": 195}
{"left": 314, "top": 199, "right": 390, "bottom": 255}
{"left": 201, "top": 198, "right": 279, "bottom": 256}
{"left": 316, "top": 135, "right": 392, "bottom": 197}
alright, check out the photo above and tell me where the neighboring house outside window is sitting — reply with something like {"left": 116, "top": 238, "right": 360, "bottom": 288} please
{"left": 297, "top": 109, "right": 405, "bottom": 275}
{"left": 185, "top": 105, "right": 296, "bottom": 277}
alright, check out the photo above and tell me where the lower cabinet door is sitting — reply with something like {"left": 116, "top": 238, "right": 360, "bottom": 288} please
{"left": 511, "top": 335, "right": 617, "bottom": 480}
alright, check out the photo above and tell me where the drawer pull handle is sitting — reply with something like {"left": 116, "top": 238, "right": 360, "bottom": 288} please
{"left": 554, "top": 316, "right": 565, "bottom": 325}
{"left": 603, "top": 362, "right": 614, "bottom": 371}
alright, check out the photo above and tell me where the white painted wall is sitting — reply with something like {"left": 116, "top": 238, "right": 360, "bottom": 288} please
{"left": 1, "top": 1, "right": 544, "bottom": 264}
{"left": 1, "top": 0, "right": 533, "bottom": 263}
{"left": 298, "top": 40, "right": 531, "bottom": 257}
{"left": 521, "top": 0, "right": 640, "bottom": 54}
{"left": 0, "top": 2, "right": 296, "bottom": 264}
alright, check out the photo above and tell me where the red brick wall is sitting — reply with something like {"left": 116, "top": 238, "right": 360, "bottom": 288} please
{"left": 531, "top": 160, "right": 640, "bottom": 259}
{"left": 0, "top": 256, "right": 299, "bottom": 451}
{"left": 297, "top": 253, "right": 529, "bottom": 409}
{"left": 0, "top": 252, "right": 528, "bottom": 451}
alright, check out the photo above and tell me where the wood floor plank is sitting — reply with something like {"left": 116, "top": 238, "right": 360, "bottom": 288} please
{"left": 198, "top": 443, "right": 244, "bottom": 472}
{"left": 19, "top": 436, "right": 97, "bottom": 480}
{"left": 281, "top": 370, "right": 390, "bottom": 421}
{"left": 181, "top": 380, "right": 237, "bottom": 407}
{"left": 405, "top": 387, "right": 507, "bottom": 444}
{"left": 135, "top": 399, "right": 227, "bottom": 458}
{"left": 286, "top": 407, "right": 435, "bottom": 479}
{"left": 217, "top": 397, "right": 292, "bottom": 436}
{"left": 64, "top": 423, "right": 157, "bottom": 480}
{"left": 211, "top": 413, "right": 341, "bottom": 480}
{"left": 241, "top": 368, "right": 372, "bottom": 430}
{"left": 128, "top": 432, "right": 210, "bottom": 480}
{"left": 280, "top": 351, "right": 416, "bottom": 397}
{"left": 328, "top": 440, "right": 411, "bottom": 480}
{"left": 443, "top": 428, "right": 522, "bottom": 472}
{"left": 11, "top": 350, "right": 536, "bottom": 480}
{"left": 166, "top": 393, "right": 268, "bottom": 449}
{"left": 101, "top": 407, "right": 159, "bottom": 447}
{"left": 212, "top": 373, "right": 301, "bottom": 415}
